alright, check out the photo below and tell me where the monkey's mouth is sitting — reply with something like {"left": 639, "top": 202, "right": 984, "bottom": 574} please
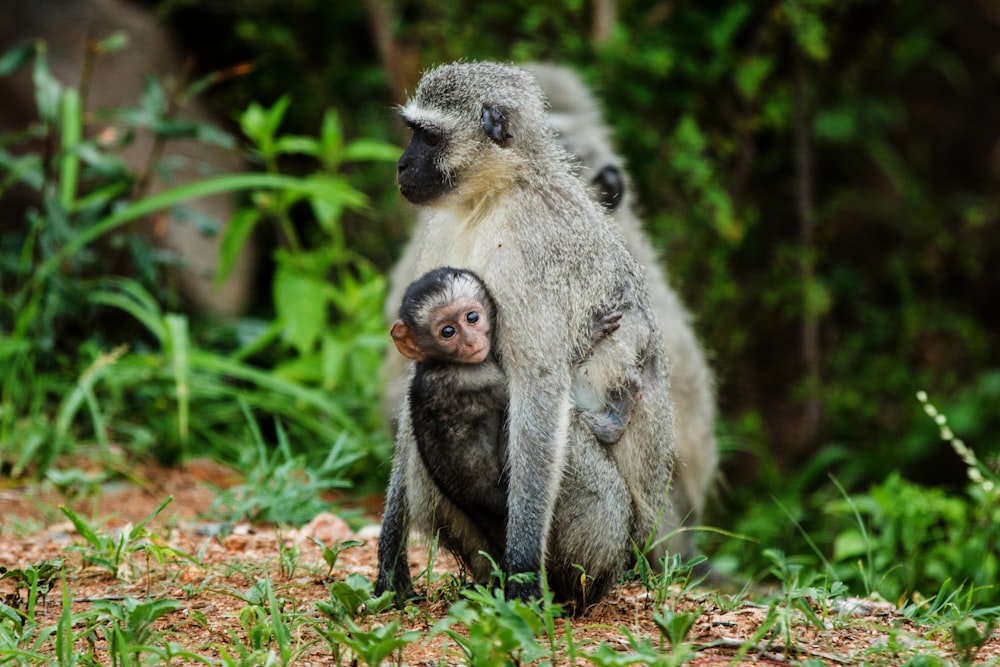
{"left": 398, "top": 184, "right": 443, "bottom": 205}
{"left": 464, "top": 346, "right": 489, "bottom": 364}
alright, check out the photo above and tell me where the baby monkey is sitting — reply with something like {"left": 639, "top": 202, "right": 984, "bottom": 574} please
{"left": 391, "top": 267, "right": 640, "bottom": 550}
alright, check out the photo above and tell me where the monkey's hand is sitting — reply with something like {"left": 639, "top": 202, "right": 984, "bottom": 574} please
{"left": 580, "top": 368, "right": 642, "bottom": 446}
{"left": 590, "top": 309, "right": 623, "bottom": 346}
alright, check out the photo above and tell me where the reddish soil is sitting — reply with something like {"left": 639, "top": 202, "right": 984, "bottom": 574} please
{"left": 1, "top": 459, "right": 997, "bottom": 664}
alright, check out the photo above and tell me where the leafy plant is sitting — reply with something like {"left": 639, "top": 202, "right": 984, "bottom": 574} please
{"left": 950, "top": 616, "right": 997, "bottom": 666}
{"left": 652, "top": 606, "right": 701, "bottom": 659}
{"left": 80, "top": 275, "right": 378, "bottom": 470}
{"left": 628, "top": 549, "right": 710, "bottom": 610}
{"left": 317, "top": 573, "right": 394, "bottom": 624}
{"left": 827, "top": 393, "right": 1000, "bottom": 606}
{"left": 751, "top": 549, "right": 842, "bottom": 659}
{"left": 275, "top": 531, "right": 301, "bottom": 579}
{"left": 430, "top": 584, "right": 555, "bottom": 667}
{"left": 60, "top": 496, "right": 173, "bottom": 579}
{"left": 91, "top": 596, "right": 183, "bottom": 648}
{"left": 582, "top": 629, "right": 674, "bottom": 667}
{"left": 207, "top": 402, "right": 355, "bottom": 526}
{"left": 317, "top": 617, "right": 420, "bottom": 667}
{"left": 312, "top": 537, "right": 364, "bottom": 579}
{"left": 223, "top": 96, "right": 398, "bottom": 474}
{"left": 1, "top": 39, "right": 396, "bottom": 488}
{"left": 233, "top": 576, "right": 312, "bottom": 665}
{"left": 0, "top": 560, "right": 63, "bottom": 622}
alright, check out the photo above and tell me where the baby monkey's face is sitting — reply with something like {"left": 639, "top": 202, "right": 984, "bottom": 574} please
{"left": 429, "top": 297, "right": 492, "bottom": 364}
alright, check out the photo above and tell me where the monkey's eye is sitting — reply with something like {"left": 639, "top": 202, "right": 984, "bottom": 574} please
{"left": 440, "top": 325, "right": 456, "bottom": 338}
{"left": 423, "top": 127, "right": 442, "bottom": 147}
{"left": 466, "top": 311, "right": 480, "bottom": 324}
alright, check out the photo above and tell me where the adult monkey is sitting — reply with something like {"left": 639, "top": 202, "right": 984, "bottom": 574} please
{"left": 375, "top": 61, "right": 676, "bottom": 608}
{"left": 380, "top": 63, "right": 718, "bottom": 562}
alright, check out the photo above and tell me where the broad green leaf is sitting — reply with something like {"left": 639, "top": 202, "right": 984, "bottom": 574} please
{"left": 274, "top": 264, "right": 328, "bottom": 356}
{"left": 804, "top": 279, "right": 832, "bottom": 317}
{"left": 94, "top": 31, "right": 129, "bottom": 54}
{"left": 832, "top": 529, "right": 867, "bottom": 561}
{"left": 735, "top": 56, "right": 773, "bottom": 101}
{"left": 814, "top": 107, "right": 857, "bottom": 142}
{"left": 319, "top": 109, "right": 343, "bottom": 163}
{"left": 274, "top": 134, "right": 319, "bottom": 156}
{"left": 263, "top": 95, "right": 292, "bottom": 140}
{"left": 342, "top": 138, "right": 403, "bottom": 162}
{"left": 239, "top": 101, "right": 268, "bottom": 144}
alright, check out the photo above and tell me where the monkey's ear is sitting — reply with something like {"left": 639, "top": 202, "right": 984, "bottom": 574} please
{"left": 391, "top": 320, "right": 426, "bottom": 361}
{"left": 593, "top": 165, "right": 625, "bottom": 211}
{"left": 481, "top": 106, "right": 510, "bottom": 147}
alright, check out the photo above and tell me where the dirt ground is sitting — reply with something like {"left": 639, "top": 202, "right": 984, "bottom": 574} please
{"left": 1, "top": 459, "right": 997, "bottom": 665}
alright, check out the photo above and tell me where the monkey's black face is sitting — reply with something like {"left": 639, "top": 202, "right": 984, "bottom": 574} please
{"left": 592, "top": 165, "right": 625, "bottom": 211}
{"left": 397, "top": 124, "right": 451, "bottom": 204}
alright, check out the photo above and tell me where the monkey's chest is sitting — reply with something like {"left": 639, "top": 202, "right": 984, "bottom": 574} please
{"left": 420, "top": 213, "right": 512, "bottom": 273}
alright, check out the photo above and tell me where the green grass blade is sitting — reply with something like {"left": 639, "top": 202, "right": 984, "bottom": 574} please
{"left": 36, "top": 173, "right": 324, "bottom": 285}
{"left": 59, "top": 505, "right": 102, "bottom": 549}
{"left": 44, "top": 579, "right": 74, "bottom": 662}
{"left": 131, "top": 496, "right": 174, "bottom": 537}
{"left": 190, "top": 350, "right": 357, "bottom": 429}
{"left": 165, "top": 315, "right": 191, "bottom": 448}
{"left": 59, "top": 88, "right": 81, "bottom": 209}
{"left": 89, "top": 277, "right": 166, "bottom": 343}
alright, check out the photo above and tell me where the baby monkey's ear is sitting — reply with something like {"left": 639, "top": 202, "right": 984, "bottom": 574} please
{"left": 390, "top": 320, "right": 426, "bottom": 361}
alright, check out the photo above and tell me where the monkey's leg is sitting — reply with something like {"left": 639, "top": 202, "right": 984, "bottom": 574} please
{"left": 547, "top": 426, "right": 634, "bottom": 609}
{"left": 375, "top": 450, "right": 415, "bottom": 603}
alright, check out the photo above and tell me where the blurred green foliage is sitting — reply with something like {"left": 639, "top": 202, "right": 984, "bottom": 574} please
{"left": 0, "top": 38, "right": 396, "bottom": 491}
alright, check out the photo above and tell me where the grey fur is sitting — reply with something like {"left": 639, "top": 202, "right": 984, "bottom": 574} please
{"left": 375, "top": 62, "right": 676, "bottom": 610}
{"left": 382, "top": 64, "right": 719, "bottom": 564}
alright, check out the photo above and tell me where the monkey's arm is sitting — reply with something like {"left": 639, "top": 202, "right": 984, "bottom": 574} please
{"left": 576, "top": 295, "right": 647, "bottom": 445}
{"left": 501, "top": 352, "right": 574, "bottom": 600}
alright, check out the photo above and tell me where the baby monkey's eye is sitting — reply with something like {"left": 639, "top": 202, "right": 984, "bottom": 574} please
{"left": 466, "top": 311, "right": 480, "bottom": 324}
{"left": 441, "top": 325, "right": 456, "bottom": 338}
